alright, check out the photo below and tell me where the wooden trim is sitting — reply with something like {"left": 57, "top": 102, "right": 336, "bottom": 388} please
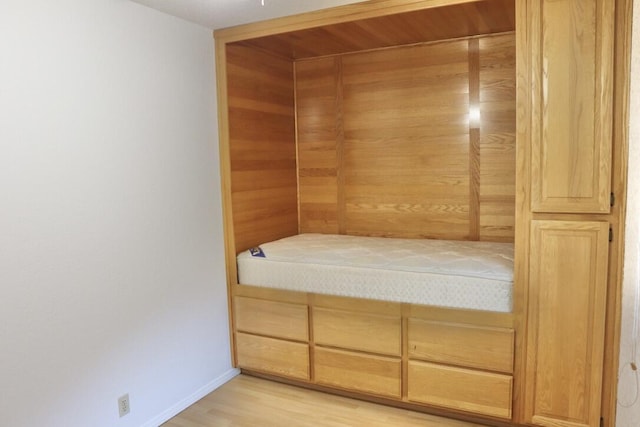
{"left": 308, "top": 292, "right": 316, "bottom": 382}
{"left": 601, "top": 0, "right": 632, "bottom": 425}
{"left": 468, "top": 38, "right": 481, "bottom": 241}
{"left": 401, "top": 307, "right": 410, "bottom": 400}
{"left": 512, "top": 0, "right": 531, "bottom": 422}
{"left": 293, "top": 60, "right": 301, "bottom": 233}
{"left": 335, "top": 57, "right": 347, "bottom": 234}
{"left": 215, "top": 37, "right": 238, "bottom": 367}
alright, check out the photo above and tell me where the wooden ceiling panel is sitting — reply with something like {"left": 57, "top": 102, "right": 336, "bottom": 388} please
{"left": 233, "top": 0, "right": 515, "bottom": 59}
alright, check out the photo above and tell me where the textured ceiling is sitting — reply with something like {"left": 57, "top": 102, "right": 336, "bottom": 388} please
{"left": 130, "top": 0, "right": 364, "bottom": 30}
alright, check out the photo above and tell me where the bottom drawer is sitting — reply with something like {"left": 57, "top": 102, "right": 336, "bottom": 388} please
{"left": 408, "top": 360, "right": 512, "bottom": 419}
{"left": 236, "top": 332, "right": 309, "bottom": 380}
{"left": 314, "top": 347, "right": 401, "bottom": 398}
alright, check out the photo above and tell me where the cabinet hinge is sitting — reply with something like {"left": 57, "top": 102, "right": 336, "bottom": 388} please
{"left": 609, "top": 227, "right": 613, "bottom": 242}
{"left": 610, "top": 192, "right": 615, "bottom": 207}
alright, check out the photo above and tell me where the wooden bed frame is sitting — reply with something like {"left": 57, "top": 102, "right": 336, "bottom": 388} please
{"left": 213, "top": 1, "right": 632, "bottom": 427}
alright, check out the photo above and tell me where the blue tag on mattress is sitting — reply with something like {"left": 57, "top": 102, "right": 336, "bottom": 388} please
{"left": 249, "top": 247, "right": 266, "bottom": 258}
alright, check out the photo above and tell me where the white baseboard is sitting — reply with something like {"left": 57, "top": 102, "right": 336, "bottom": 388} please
{"left": 142, "top": 367, "right": 240, "bottom": 427}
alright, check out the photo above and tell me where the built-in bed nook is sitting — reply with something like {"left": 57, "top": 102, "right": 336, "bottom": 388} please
{"left": 215, "top": 1, "right": 631, "bottom": 427}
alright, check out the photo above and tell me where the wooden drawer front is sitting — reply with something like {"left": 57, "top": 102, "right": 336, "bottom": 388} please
{"left": 313, "top": 307, "right": 401, "bottom": 356}
{"left": 315, "top": 347, "right": 401, "bottom": 399}
{"left": 408, "top": 319, "right": 514, "bottom": 373}
{"left": 235, "top": 297, "right": 308, "bottom": 341}
{"left": 236, "top": 333, "right": 309, "bottom": 380}
{"left": 408, "top": 361, "right": 512, "bottom": 419}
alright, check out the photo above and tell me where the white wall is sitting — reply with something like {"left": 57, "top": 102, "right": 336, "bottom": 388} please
{"left": 617, "top": 0, "right": 640, "bottom": 426}
{"left": 0, "top": 1, "right": 235, "bottom": 426}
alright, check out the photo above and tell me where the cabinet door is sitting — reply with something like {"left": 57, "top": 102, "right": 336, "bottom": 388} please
{"left": 525, "top": 220, "right": 609, "bottom": 427}
{"left": 530, "top": 0, "right": 614, "bottom": 213}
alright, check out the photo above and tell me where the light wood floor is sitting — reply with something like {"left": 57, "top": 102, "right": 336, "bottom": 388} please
{"left": 162, "top": 374, "right": 487, "bottom": 427}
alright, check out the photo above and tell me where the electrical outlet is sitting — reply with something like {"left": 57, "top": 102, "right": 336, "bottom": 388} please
{"left": 118, "top": 394, "right": 130, "bottom": 417}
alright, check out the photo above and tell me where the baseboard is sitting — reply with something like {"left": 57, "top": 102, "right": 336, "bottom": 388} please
{"left": 142, "top": 367, "right": 240, "bottom": 427}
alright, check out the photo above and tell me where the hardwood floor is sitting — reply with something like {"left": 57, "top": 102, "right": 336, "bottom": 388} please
{"left": 162, "top": 374, "right": 487, "bottom": 427}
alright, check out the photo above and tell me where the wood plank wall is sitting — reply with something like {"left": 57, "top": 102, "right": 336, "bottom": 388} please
{"left": 479, "top": 35, "right": 517, "bottom": 241}
{"left": 227, "top": 44, "right": 298, "bottom": 253}
{"left": 296, "top": 33, "right": 516, "bottom": 242}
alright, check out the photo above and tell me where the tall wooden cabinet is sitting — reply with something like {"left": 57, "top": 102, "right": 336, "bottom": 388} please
{"left": 522, "top": 1, "right": 617, "bottom": 427}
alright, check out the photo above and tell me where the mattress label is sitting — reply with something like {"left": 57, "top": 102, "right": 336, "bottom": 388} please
{"left": 249, "top": 247, "right": 266, "bottom": 258}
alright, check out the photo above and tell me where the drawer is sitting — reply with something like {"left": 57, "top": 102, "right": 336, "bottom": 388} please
{"left": 235, "top": 296, "right": 308, "bottom": 341}
{"left": 236, "top": 332, "right": 309, "bottom": 380}
{"left": 314, "top": 347, "right": 401, "bottom": 399}
{"left": 313, "top": 307, "right": 401, "bottom": 356}
{"left": 408, "top": 360, "right": 512, "bottom": 419}
{"left": 408, "top": 319, "right": 514, "bottom": 373}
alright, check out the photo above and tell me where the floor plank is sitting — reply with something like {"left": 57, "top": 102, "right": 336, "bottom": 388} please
{"left": 162, "top": 374, "right": 487, "bottom": 427}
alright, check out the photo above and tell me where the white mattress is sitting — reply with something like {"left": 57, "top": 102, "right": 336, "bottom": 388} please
{"left": 237, "top": 233, "right": 514, "bottom": 312}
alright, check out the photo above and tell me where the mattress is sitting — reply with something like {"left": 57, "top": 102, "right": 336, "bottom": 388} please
{"left": 237, "top": 233, "right": 514, "bottom": 313}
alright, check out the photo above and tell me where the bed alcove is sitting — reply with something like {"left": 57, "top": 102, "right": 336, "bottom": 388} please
{"left": 213, "top": 1, "right": 632, "bottom": 427}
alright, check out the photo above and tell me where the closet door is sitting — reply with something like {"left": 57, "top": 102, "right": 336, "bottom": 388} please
{"left": 530, "top": 0, "right": 615, "bottom": 213}
{"left": 525, "top": 220, "right": 609, "bottom": 427}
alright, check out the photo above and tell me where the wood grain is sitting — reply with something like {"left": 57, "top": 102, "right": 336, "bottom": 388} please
{"left": 313, "top": 307, "right": 402, "bottom": 356}
{"left": 530, "top": 0, "right": 614, "bottom": 213}
{"left": 296, "top": 57, "right": 341, "bottom": 234}
{"left": 468, "top": 37, "right": 481, "bottom": 241}
{"left": 408, "top": 360, "right": 513, "bottom": 419}
{"left": 525, "top": 220, "right": 609, "bottom": 427}
{"left": 229, "top": 0, "right": 515, "bottom": 59}
{"left": 601, "top": 0, "right": 632, "bottom": 425}
{"left": 347, "top": 39, "right": 470, "bottom": 239}
{"left": 162, "top": 374, "right": 488, "bottom": 427}
{"left": 479, "top": 34, "right": 516, "bottom": 242}
{"left": 315, "top": 347, "right": 402, "bottom": 398}
{"left": 234, "top": 297, "right": 309, "bottom": 341}
{"left": 227, "top": 44, "right": 297, "bottom": 253}
{"left": 408, "top": 319, "right": 515, "bottom": 373}
{"left": 236, "top": 333, "right": 310, "bottom": 380}
{"left": 295, "top": 34, "right": 516, "bottom": 241}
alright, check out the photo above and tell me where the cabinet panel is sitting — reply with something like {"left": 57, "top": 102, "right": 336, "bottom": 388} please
{"left": 313, "top": 307, "right": 401, "bottom": 356}
{"left": 315, "top": 347, "right": 401, "bottom": 398}
{"left": 530, "top": 0, "right": 614, "bottom": 213}
{"left": 408, "top": 360, "right": 512, "bottom": 419}
{"left": 408, "top": 319, "right": 514, "bottom": 373}
{"left": 235, "top": 296, "right": 308, "bottom": 341}
{"left": 236, "top": 333, "right": 309, "bottom": 380}
{"left": 525, "top": 220, "right": 609, "bottom": 427}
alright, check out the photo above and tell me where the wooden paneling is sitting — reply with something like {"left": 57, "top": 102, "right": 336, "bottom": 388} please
{"left": 295, "top": 34, "right": 516, "bottom": 241}
{"left": 232, "top": 0, "right": 515, "bottom": 60}
{"left": 525, "top": 220, "right": 609, "bottom": 427}
{"left": 530, "top": 0, "right": 615, "bottom": 213}
{"left": 313, "top": 307, "right": 401, "bottom": 356}
{"left": 296, "top": 57, "right": 341, "bottom": 234}
{"left": 408, "top": 319, "right": 514, "bottom": 373}
{"left": 341, "top": 40, "right": 470, "bottom": 239}
{"left": 408, "top": 361, "right": 513, "bottom": 419}
{"left": 479, "top": 34, "right": 516, "bottom": 241}
{"left": 314, "top": 347, "right": 402, "bottom": 398}
{"left": 236, "top": 333, "right": 310, "bottom": 380}
{"left": 234, "top": 297, "right": 309, "bottom": 341}
{"left": 227, "top": 44, "right": 297, "bottom": 253}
